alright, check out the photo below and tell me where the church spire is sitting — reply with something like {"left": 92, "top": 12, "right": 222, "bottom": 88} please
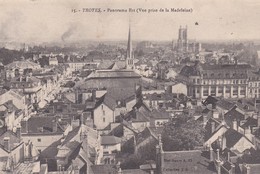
{"left": 127, "top": 22, "right": 132, "bottom": 59}
{"left": 126, "top": 20, "right": 134, "bottom": 69}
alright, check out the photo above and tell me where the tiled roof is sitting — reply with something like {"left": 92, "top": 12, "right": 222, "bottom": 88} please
{"left": 204, "top": 118, "right": 222, "bottom": 141}
{"left": 96, "top": 87, "right": 136, "bottom": 110}
{"left": 101, "top": 135, "right": 121, "bottom": 145}
{"left": 122, "top": 169, "right": 149, "bottom": 174}
{"left": 241, "top": 117, "right": 257, "bottom": 129}
{"left": 0, "top": 100, "right": 19, "bottom": 112}
{"left": 91, "top": 164, "right": 117, "bottom": 174}
{"left": 150, "top": 109, "right": 169, "bottom": 119}
{"left": 61, "top": 125, "right": 98, "bottom": 150}
{"left": 202, "top": 63, "right": 251, "bottom": 70}
{"left": 179, "top": 64, "right": 202, "bottom": 77}
{"left": 202, "top": 96, "right": 219, "bottom": 106}
{"left": 224, "top": 106, "right": 245, "bottom": 127}
{"left": 216, "top": 99, "right": 235, "bottom": 111}
{"left": 77, "top": 77, "right": 140, "bottom": 89}
{"left": 21, "top": 116, "right": 66, "bottom": 134}
{"left": 135, "top": 127, "right": 158, "bottom": 146}
{"left": 0, "top": 89, "right": 8, "bottom": 96}
{"left": 0, "top": 130, "right": 22, "bottom": 152}
{"left": 97, "top": 60, "right": 114, "bottom": 70}
{"left": 124, "top": 109, "right": 150, "bottom": 123}
{"left": 6, "top": 60, "right": 41, "bottom": 70}
{"left": 87, "top": 70, "right": 141, "bottom": 79}
{"left": 224, "top": 129, "right": 244, "bottom": 148}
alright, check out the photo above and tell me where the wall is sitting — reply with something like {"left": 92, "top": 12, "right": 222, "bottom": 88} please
{"left": 233, "top": 137, "right": 255, "bottom": 153}
{"left": 94, "top": 103, "right": 114, "bottom": 130}
{"left": 103, "top": 143, "right": 121, "bottom": 154}
{"left": 171, "top": 83, "right": 187, "bottom": 95}
{"left": 22, "top": 134, "right": 63, "bottom": 152}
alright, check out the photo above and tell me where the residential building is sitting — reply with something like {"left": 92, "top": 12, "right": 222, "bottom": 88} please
{"left": 179, "top": 62, "right": 251, "bottom": 99}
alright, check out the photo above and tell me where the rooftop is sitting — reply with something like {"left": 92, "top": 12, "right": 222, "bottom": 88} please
{"left": 101, "top": 135, "right": 121, "bottom": 145}
{"left": 0, "top": 130, "right": 22, "bottom": 152}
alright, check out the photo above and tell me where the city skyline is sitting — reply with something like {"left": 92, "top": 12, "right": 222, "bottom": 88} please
{"left": 0, "top": 0, "right": 260, "bottom": 43}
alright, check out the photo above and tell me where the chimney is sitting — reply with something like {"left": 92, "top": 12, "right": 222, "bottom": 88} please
{"left": 216, "top": 149, "right": 220, "bottom": 161}
{"left": 216, "top": 149, "right": 221, "bottom": 174}
{"left": 3, "top": 137, "right": 10, "bottom": 151}
{"left": 244, "top": 126, "right": 251, "bottom": 136}
{"left": 203, "top": 114, "right": 208, "bottom": 127}
{"left": 80, "top": 113, "right": 84, "bottom": 125}
{"left": 246, "top": 164, "right": 250, "bottom": 174}
{"left": 232, "top": 119, "right": 238, "bottom": 131}
{"left": 16, "top": 127, "right": 21, "bottom": 140}
{"left": 75, "top": 90, "right": 78, "bottom": 104}
{"left": 230, "top": 164, "right": 235, "bottom": 174}
{"left": 74, "top": 166, "right": 80, "bottom": 174}
{"left": 118, "top": 164, "right": 122, "bottom": 174}
{"left": 257, "top": 113, "right": 260, "bottom": 127}
{"left": 213, "top": 109, "right": 219, "bottom": 119}
{"left": 210, "top": 145, "right": 214, "bottom": 161}
{"left": 211, "top": 122, "right": 216, "bottom": 133}
{"left": 21, "top": 120, "right": 28, "bottom": 133}
{"left": 227, "top": 151, "right": 230, "bottom": 162}
{"left": 92, "top": 90, "right": 96, "bottom": 102}
{"left": 52, "top": 120, "right": 57, "bottom": 132}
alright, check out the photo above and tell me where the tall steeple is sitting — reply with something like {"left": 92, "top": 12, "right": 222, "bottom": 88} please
{"left": 126, "top": 20, "right": 134, "bottom": 69}
{"left": 127, "top": 24, "right": 132, "bottom": 59}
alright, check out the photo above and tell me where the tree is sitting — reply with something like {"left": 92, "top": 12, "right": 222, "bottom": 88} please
{"left": 120, "top": 138, "right": 157, "bottom": 169}
{"left": 162, "top": 114, "right": 205, "bottom": 151}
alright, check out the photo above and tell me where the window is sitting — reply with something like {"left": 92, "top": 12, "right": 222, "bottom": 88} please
{"left": 218, "top": 87, "right": 223, "bottom": 94}
{"left": 37, "top": 138, "right": 41, "bottom": 142}
{"left": 241, "top": 88, "right": 246, "bottom": 95}
{"left": 203, "top": 88, "right": 209, "bottom": 96}
{"left": 226, "top": 87, "right": 231, "bottom": 93}
{"left": 103, "top": 110, "right": 105, "bottom": 115}
{"left": 103, "top": 118, "right": 105, "bottom": 122}
{"left": 233, "top": 87, "right": 238, "bottom": 96}
{"left": 226, "top": 73, "right": 229, "bottom": 78}
{"left": 211, "top": 87, "right": 216, "bottom": 96}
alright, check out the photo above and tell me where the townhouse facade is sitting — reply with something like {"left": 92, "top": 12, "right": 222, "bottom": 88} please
{"left": 179, "top": 62, "right": 260, "bottom": 99}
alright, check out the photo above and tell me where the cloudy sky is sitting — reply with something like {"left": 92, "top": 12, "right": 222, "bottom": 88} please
{"left": 0, "top": 0, "right": 260, "bottom": 43}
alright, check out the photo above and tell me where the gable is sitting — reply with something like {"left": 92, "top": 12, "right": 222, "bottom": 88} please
{"left": 233, "top": 137, "right": 255, "bottom": 153}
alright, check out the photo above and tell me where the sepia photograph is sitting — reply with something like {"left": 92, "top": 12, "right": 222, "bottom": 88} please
{"left": 0, "top": 0, "right": 260, "bottom": 173}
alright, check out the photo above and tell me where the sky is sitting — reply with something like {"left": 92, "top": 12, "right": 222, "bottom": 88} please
{"left": 0, "top": 0, "right": 260, "bottom": 43}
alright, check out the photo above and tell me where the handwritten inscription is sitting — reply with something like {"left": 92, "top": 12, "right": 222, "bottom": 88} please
{"left": 164, "top": 158, "right": 193, "bottom": 162}
{"left": 163, "top": 158, "right": 193, "bottom": 173}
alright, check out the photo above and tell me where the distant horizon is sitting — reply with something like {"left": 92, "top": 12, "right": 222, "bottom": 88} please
{"left": 1, "top": 38, "right": 260, "bottom": 47}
